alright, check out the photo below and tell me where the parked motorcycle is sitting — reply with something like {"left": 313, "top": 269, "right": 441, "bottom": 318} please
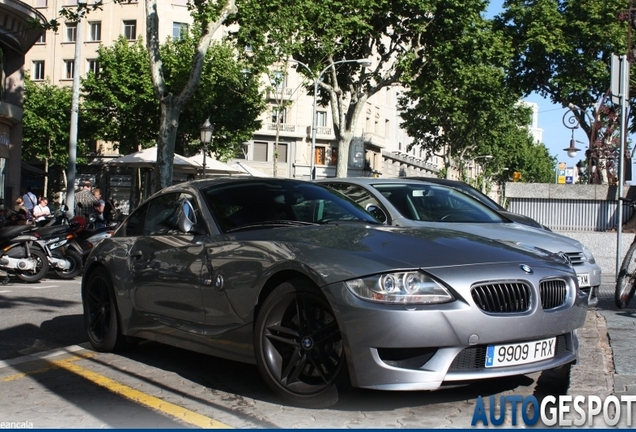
{"left": 34, "top": 210, "right": 84, "bottom": 279}
{"left": 0, "top": 224, "right": 49, "bottom": 283}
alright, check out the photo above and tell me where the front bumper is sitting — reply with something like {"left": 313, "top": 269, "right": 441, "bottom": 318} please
{"left": 323, "top": 263, "right": 588, "bottom": 391}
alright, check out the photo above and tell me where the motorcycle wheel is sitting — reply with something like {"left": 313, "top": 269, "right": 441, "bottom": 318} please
{"left": 55, "top": 249, "right": 83, "bottom": 279}
{"left": 15, "top": 248, "right": 49, "bottom": 283}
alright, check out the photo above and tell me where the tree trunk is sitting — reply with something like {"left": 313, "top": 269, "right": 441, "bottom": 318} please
{"left": 153, "top": 99, "right": 180, "bottom": 193}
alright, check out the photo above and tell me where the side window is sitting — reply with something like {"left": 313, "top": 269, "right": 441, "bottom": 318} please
{"left": 116, "top": 202, "right": 148, "bottom": 237}
{"left": 324, "top": 183, "right": 382, "bottom": 211}
{"left": 143, "top": 192, "right": 200, "bottom": 236}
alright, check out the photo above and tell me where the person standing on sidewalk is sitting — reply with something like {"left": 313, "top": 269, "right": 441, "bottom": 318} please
{"left": 22, "top": 187, "right": 37, "bottom": 215}
{"left": 75, "top": 180, "right": 98, "bottom": 219}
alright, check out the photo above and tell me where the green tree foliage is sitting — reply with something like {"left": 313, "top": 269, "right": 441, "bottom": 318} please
{"left": 81, "top": 34, "right": 264, "bottom": 161}
{"left": 399, "top": 4, "right": 555, "bottom": 180}
{"left": 81, "top": 38, "right": 159, "bottom": 155}
{"left": 23, "top": 76, "right": 88, "bottom": 167}
{"left": 494, "top": 0, "right": 632, "bottom": 175}
{"left": 161, "top": 32, "right": 264, "bottom": 160}
{"left": 235, "top": 0, "right": 449, "bottom": 177}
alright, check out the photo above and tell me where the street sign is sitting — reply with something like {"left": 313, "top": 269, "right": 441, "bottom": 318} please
{"left": 611, "top": 54, "right": 630, "bottom": 105}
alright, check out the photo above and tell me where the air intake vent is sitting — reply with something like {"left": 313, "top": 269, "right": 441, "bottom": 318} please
{"left": 564, "top": 252, "right": 584, "bottom": 265}
{"left": 471, "top": 282, "right": 531, "bottom": 313}
{"left": 540, "top": 279, "right": 567, "bottom": 310}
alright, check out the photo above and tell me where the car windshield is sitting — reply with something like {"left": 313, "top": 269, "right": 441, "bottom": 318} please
{"left": 372, "top": 183, "right": 505, "bottom": 223}
{"left": 203, "top": 180, "right": 380, "bottom": 233}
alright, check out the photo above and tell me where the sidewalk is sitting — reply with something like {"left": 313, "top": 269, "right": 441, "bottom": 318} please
{"left": 553, "top": 231, "right": 636, "bottom": 398}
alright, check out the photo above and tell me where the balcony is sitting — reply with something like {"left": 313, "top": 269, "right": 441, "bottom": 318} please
{"left": 256, "top": 123, "right": 306, "bottom": 138}
{"left": 266, "top": 87, "right": 294, "bottom": 100}
{"left": 363, "top": 132, "right": 386, "bottom": 149}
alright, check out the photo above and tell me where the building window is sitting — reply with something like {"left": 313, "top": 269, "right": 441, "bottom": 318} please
{"left": 66, "top": 23, "right": 77, "bottom": 42}
{"left": 253, "top": 142, "right": 268, "bottom": 161}
{"left": 36, "top": 32, "right": 46, "bottom": 44}
{"left": 87, "top": 59, "right": 99, "bottom": 76}
{"left": 66, "top": 0, "right": 77, "bottom": 5}
{"left": 35, "top": 0, "right": 48, "bottom": 7}
{"left": 33, "top": 61, "right": 45, "bottom": 80}
{"left": 64, "top": 60, "right": 75, "bottom": 79}
{"left": 276, "top": 143, "right": 288, "bottom": 163}
{"left": 172, "top": 22, "right": 188, "bottom": 40}
{"left": 316, "top": 111, "right": 327, "bottom": 127}
{"left": 330, "top": 147, "right": 338, "bottom": 165}
{"left": 123, "top": 20, "right": 137, "bottom": 40}
{"left": 89, "top": 22, "right": 101, "bottom": 41}
{"left": 272, "top": 107, "right": 286, "bottom": 124}
{"left": 315, "top": 147, "right": 326, "bottom": 165}
{"left": 173, "top": 0, "right": 187, "bottom": 5}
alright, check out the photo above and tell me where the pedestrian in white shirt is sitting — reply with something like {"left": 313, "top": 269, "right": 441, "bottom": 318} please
{"left": 33, "top": 196, "right": 51, "bottom": 226}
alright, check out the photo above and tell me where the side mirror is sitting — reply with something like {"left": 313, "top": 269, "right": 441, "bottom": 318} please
{"left": 366, "top": 204, "right": 388, "bottom": 224}
{"left": 176, "top": 199, "right": 198, "bottom": 233}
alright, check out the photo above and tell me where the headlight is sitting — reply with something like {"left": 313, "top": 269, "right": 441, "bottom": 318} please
{"left": 582, "top": 246, "right": 596, "bottom": 264}
{"left": 345, "top": 271, "right": 454, "bottom": 304}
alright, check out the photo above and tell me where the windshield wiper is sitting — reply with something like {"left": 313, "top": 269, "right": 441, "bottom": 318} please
{"left": 226, "top": 220, "right": 318, "bottom": 233}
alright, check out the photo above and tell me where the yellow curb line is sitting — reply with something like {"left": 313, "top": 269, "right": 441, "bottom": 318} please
{"left": 3, "top": 353, "right": 232, "bottom": 429}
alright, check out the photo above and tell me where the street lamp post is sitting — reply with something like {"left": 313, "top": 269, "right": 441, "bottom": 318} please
{"left": 289, "top": 58, "right": 372, "bottom": 180}
{"left": 200, "top": 118, "right": 214, "bottom": 178}
{"left": 561, "top": 107, "right": 589, "bottom": 159}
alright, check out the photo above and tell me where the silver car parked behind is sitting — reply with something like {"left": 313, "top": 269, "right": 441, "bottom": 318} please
{"left": 316, "top": 177, "right": 601, "bottom": 303}
{"left": 82, "top": 178, "right": 587, "bottom": 408}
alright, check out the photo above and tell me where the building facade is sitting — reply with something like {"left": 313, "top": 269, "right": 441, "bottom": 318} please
{"left": 23, "top": 0, "right": 441, "bottom": 202}
{"left": 0, "top": 1, "right": 46, "bottom": 205}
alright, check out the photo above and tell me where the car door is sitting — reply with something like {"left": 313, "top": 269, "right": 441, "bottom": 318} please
{"left": 129, "top": 192, "right": 208, "bottom": 329}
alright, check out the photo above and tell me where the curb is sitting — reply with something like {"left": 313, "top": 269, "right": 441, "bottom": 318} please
{"left": 568, "top": 309, "right": 614, "bottom": 398}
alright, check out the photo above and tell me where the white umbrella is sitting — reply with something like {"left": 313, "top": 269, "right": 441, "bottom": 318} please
{"left": 229, "top": 161, "right": 270, "bottom": 177}
{"left": 186, "top": 152, "right": 244, "bottom": 175}
{"left": 109, "top": 146, "right": 201, "bottom": 172}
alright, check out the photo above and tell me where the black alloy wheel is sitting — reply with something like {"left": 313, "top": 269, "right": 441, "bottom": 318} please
{"left": 255, "top": 279, "right": 345, "bottom": 408}
{"left": 83, "top": 267, "right": 133, "bottom": 352}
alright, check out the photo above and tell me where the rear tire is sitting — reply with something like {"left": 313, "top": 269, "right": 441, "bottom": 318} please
{"left": 83, "top": 267, "right": 135, "bottom": 352}
{"left": 254, "top": 279, "right": 346, "bottom": 408}
{"left": 55, "top": 249, "right": 83, "bottom": 279}
{"left": 616, "top": 243, "right": 636, "bottom": 309}
{"left": 15, "top": 248, "right": 49, "bottom": 283}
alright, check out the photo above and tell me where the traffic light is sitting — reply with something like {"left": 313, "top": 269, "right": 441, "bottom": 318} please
{"left": 512, "top": 172, "right": 522, "bottom": 182}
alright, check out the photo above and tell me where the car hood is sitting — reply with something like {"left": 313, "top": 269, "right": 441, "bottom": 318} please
{"left": 229, "top": 224, "right": 571, "bottom": 277}
{"left": 391, "top": 217, "right": 582, "bottom": 254}
{"left": 497, "top": 210, "right": 547, "bottom": 230}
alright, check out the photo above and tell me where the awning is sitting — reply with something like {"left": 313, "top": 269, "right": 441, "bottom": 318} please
{"left": 22, "top": 162, "right": 47, "bottom": 175}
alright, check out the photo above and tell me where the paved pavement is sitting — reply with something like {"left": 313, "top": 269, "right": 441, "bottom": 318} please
{"left": 559, "top": 230, "right": 636, "bottom": 426}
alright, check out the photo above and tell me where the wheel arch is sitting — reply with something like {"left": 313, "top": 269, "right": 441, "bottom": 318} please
{"left": 253, "top": 270, "right": 320, "bottom": 328}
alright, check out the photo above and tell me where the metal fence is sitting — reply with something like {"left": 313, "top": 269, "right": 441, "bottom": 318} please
{"left": 507, "top": 198, "right": 634, "bottom": 232}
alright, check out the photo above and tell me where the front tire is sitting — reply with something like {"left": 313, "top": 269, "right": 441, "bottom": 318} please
{"left": 83, "top": 267, "right": 134, "bottom": 352}
{"left": 616, "top": 243, "right": 636, "bottom": 309}
{"left": 55, "top": 249, "right": 83, "bottom": 279}
{"left": 254, "top": 279, "right": 346, "bottom": 408}
{"left": 15, "top": 248, "right": 49, "bottom": 283}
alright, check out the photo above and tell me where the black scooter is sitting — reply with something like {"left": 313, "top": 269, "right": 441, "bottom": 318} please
{"left": 34, "top": 209, "right": 84, "bottom": 279}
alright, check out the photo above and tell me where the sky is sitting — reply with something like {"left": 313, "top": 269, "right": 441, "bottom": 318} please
{"left": 485, "top": 1, "right": 598, "bottom": 165}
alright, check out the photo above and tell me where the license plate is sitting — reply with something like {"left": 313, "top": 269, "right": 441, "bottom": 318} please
{"left": 577, "top": 273, "right": 590, "bottom": 288}
{"left": 485, "top": 337, "right": 556, "bottom": 368}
